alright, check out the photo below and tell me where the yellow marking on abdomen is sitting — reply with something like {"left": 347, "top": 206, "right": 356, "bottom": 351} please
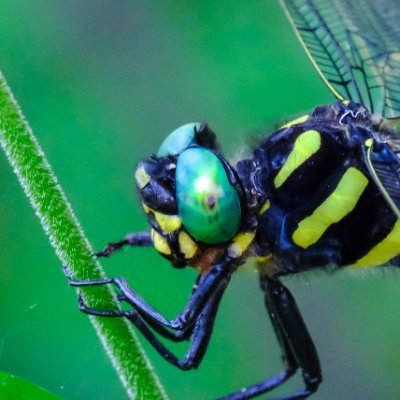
{"left": 281, "top": 114, "right": 309, "bottom": 129}
{"left": 274, "top": 130, "right": 321, "bottom": 188}
{"left": 151, "top": 229, "right": 171, "bottom": 255}
{"left": 349, "top": 220, "right": 400, "bottom": 268}
{"left": 292, "top": 167, "right": 368, "bottom": 249}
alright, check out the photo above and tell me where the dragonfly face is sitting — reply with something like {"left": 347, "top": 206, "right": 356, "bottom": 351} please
{"left": 134, "top": 123, "right": 246, "bottom": 270}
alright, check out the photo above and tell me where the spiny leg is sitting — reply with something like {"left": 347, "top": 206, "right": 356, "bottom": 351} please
{"left": 116, "top": 260, "right": 234, "bottom": 330}
{"left": 73, "top": 288, "right": 191, "bottom": 342}
{"left": 134, "top": 311, "right": 191, "bottom": 342}
{"left": 95, "top": 231, "right": 152, "bottom": 258}
{"left": 219, "top": 274, "right": 321, "bottom": 400}
{"left": 64, "top": 255, "right": 235, "bottom": 332}
{"left": 113, "top": 274, "right": 205, "bottom": 343}
{"left": 132, "top": 274, "right": 204, "bottom": 342}
{"left": 74, "top": 285, "right": 195, "bottom": 343}
{"left": 74, "top": 273, "right": 228, "bottom": 370}
{"left": 124, "top": 277, "right": 229, "bottom": 370}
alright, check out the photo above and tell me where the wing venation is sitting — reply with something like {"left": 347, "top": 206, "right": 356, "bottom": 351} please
{"left": 281, "top": 0, "right": 400, "bottom": 119}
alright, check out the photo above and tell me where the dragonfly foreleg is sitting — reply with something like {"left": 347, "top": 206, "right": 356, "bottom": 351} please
{"left": 63, "top": 257, "right": 234, "bottom": 333}
{"left": 95, "top": 231, "right": 152, "bottom": 258}
{"left": 125, "top": 280, "right": 227, "bottom": 370}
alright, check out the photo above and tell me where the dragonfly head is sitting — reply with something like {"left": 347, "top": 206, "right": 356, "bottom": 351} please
{"left": 135, "top": 123, "right": 249, "bottom": 271}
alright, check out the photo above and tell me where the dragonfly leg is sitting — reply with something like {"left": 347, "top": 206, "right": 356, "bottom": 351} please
{"left": 64, "top": 257, "right": 234, "bottom": 332}
{"left": 123, "top": 279, "right": 227, "bottom": 370}
{"left": 132, "top": 274, "right": 206, "bottom": 342}
{"left": 218, "top": 274, "right": 321, "bottom": 400}
{"left": 62, "top": 265, "right": 114, "bottom": 286}
{"left": 95, "top": 231, "right": 152, "bottom": 258}
{"left": 115, "top": 261, "right": 233, "bottom": 331}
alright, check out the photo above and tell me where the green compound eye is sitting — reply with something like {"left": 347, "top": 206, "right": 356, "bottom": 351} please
{"left": 176, "top": 148, "right": 241, "bottom": 244}
{"left": 157, "top": 123, "right": 201, "bottom": 157}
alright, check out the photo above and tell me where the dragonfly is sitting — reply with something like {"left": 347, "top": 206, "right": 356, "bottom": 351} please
{"left": 64, "top": 0, "right": 400, "bottom": 399}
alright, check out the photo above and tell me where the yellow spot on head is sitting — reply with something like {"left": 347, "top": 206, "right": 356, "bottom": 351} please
{"left": 142, "top": 203, "right": 181, "bottom": 233}
{"left": 292, "top": 167, "right": 368, "bottom": 248}
{"left": 135, "top": 166, "right": 151, "bottom": 189}
{"left": 274, "top": 130, "right": 321, "bottom": 188}
{"left": 281, "top": 114, "right": 309, "bottom": 129}
{"left": 151, "top": 229, "right": 171, "bottom": 255}
{"left": 178, "top": 231, "right": 198, "bottom": 259}
{"left": 154, "top": 212, "right": 181, "bottom": 233}
{"left": 342, "top": 100, "right": 350, "bottom": 105}
{"left": 142, "top": 202, "right": 151, "bottom": 213}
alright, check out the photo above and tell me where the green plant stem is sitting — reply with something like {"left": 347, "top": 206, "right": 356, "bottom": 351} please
{"left": 0, "top": 71, "right": 168, "bottom": 400}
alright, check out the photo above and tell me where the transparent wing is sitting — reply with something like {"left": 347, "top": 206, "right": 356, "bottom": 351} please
{"left": 281, "top": 0, "right": 400, "bottom": 119}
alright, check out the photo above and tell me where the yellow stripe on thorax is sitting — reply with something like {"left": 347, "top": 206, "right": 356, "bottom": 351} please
{"left": 292, "top": 167, "right": 368, "bottom": 248}
{"left": 260, "top": 199, "right": 270, "bottom": 214}
{"left": 274, "top": 129, "right": 321, "bottom": 188}
{"left": 349, "top": 220, "right": 400, "bottom": 268}
{"left": 228, "top": 232, "right": 255, "bottom": 258}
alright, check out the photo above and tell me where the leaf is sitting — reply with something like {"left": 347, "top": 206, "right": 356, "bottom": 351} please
{"left": 0, "top": 370, "right": 61, "bottom": 400}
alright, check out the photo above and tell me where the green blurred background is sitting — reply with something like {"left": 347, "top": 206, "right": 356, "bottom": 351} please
{"left": 1, "top": 1, "right": 400, "bottom": 399}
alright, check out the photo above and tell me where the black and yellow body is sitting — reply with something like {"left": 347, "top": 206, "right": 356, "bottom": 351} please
{"left": 64, "top": 1, "right": 400, "bottom": 399}
{"left": 247, "top": 101, "right": 400, "bottom": 274}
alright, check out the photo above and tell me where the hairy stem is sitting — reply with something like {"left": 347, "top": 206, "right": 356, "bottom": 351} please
{"left": 0, "top": 71, "right": 168, "bottom": 400}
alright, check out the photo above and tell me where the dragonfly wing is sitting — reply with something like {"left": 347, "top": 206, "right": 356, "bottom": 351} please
{"left": 281, "top": 0, "right": 400, "bottom": 119}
